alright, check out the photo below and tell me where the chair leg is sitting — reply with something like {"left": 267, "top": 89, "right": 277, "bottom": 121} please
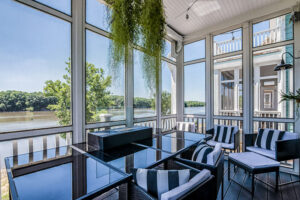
{"left": 252, "top": 174, "right": 255, "bottom": 198}
{"left": 221, "top": 177, "right": 224, "bottom": 200}
{"left": 275, "top": 170, "right": 279, "bottom": 191}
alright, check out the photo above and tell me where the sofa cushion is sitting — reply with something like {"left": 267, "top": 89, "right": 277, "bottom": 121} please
{"left": 282, "top": 131, "right": 300, "bottom": 140}
{"left": 191, "top": 142, "right": 213, "bottom": 163}
{"left": 255, "top": 128, "right": 285, "bottom": 151}
{"left": 246, "top": 146, "right": 276, "bottom": 159}
{"left": 207, "top": 143, "right": 222, "bottom": 165}
{"left": 160, "top": 169, "right": 211, "bottom": 200}
{"left": 207, "top": 140, "right": 234, "bottom": 149}
{"left": 213, "top": 125, "right": 238, "bottom": 144}
{"left": 132, "top": 168, "right": 191, "bottom": 198}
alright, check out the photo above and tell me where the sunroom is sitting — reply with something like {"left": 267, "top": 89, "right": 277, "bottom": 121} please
{"left": 0, "top": 0, "right": 300, "bottom": 199}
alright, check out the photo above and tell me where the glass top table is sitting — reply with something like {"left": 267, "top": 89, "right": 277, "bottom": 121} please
{"left": 73, "top": 143, "right": 173, "bottom": 174}
{"left": 5, "top": 146, "right": 130, "bottom": 200}
{"left": 161, "top": 130, "right": 208, "bottom": 142}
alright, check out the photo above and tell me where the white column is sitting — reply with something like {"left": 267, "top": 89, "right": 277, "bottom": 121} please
{"left": 125, "top": 47, "right": 134, "bottom": 127}
{"left": 72, "top": 0, "right": 85, "bottom": 143}
{"left": 243, "top": 22, "right": 252, "bottom": 151}
{"left": 293, "top": 19, "right": 300, "bottom": 174}
{"left": 206, "top": 34, "right": 213, "bottom": 129}
{"left": 168, "top": 63, "right": 177, "bottom": 114}
{"left": 176, "top": 43, "right": 184, "bottom": 122}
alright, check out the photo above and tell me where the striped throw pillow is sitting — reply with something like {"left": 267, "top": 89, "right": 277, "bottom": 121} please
{"left": 213, "top": 125, "right": 235, "bottom": 144}
{"left": 255, "top": 128, "right": 285, "bottom": 151}
{"left": 191, "top": 142, "right": 213, "bottom": 163}
{"left": 132, "top": 169, "right": 191, "bottom": 198}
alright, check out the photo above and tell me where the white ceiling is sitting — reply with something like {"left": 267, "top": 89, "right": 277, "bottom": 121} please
{"left": 164, "top": 0, "right": 284, "bottom": 36}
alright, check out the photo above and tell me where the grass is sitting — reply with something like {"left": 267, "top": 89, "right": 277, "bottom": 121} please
{"left": 1, "top": 169, "right": 9, "bottom": 200}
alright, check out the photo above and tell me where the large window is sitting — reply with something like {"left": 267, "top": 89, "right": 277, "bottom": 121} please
{"left": 86, "top": 0, "right": 110, "bottom": 32}
{"left": 161, "top": 61, "right": 176, "bottom": 116}
{"left": 134, "top": 50, "right": 156, "bottom": 118}
{"left": 253, "top": 14, "right": 293, "bottom": 47}
{"left": 85, "top": 30, "right": 125, "bottom": 123}
{"left": 253, "top": 45, "right": 293, "bottom": 118}
{"left": 184, "top": 40, "right": 205, "bottom": 62}
{"left": 0, "top": 0, "right": 71, "bottom": 133}
{"left": 184, "top": 63, "right": 206, "bottom": 115}
{"left": 213, "top": 55, "right": 243, "bottom": 116}
{"left": 213, "top": 28, "right": 242, "bottom": 56}
{"left": 35, "top": 0, "right": 71, "bottom": 15}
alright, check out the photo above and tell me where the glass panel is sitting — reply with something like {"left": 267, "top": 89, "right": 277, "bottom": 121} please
{"left": 162, "top": 40, "right": 176, "bottom": 61}
{"left": 35, "top": 0, "right": 71, "bottom": 15}
{"left": 86, "top": 0, "right": 110, "bottom": 32}
{"left": 214, "top": 55, "right": 243, "bottom": 116}
{"left": 213, "top": 28, "right": 242, "bottom": 56}
{"left": 0, "top": 133, "right": 72, "bottom": 200}
{"left": 184, "top": 62, "right": 205, "bottom": 115}
{"left": 86, "top": 30, "right": 125, "bottom": 123}
{"left": 253, "top": 14, "right": 293, "bottom": 47}
{"left": 133, "top": 50, "right": 156, "bottom": 118}
{"left": 184, "top": 40, "right": 205, "bottom": 62}
{"left": 162, "top": 61, "right": 176, "bottom": 116}
{"left": 0, "top": 0, "right": 71, "bottom": 133}
{"left": 253, "top": 45, "right": 293, "bottom": 118}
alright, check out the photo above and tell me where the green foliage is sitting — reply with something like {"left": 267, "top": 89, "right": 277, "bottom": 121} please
{"left": 134, "top": 97, "right": 153, "bottom": 109}
{"left": 184, "top": 101, "right": 205, "bottom": 107}
{"left": 161, "top": 91, "right": 171, "bottom": 115}
{"left": 43, "top": 60, "right": 113, "bottom": 125}
{"left": 106, "top": 0, "right": 165, "bottom": 92}
{"left": 0, "top": 91, "right": 57, "bottom": 112}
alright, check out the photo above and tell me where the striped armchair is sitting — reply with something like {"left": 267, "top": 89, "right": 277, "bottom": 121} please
{"left": 176, "top": 122, "right": 196, "bottom": 132}
{"left": 206, "top": 125, "right": 240, "bottom": 152}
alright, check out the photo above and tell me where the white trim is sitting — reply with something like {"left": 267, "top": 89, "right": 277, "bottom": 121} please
{"left": 85, "top": 121, "right": 126, "bottom": 129}
{"left": 184, "top": 58, "right": 206, "bottom": 66}
{"left": 0, "top": 126, "right": 73, "bottom": 142}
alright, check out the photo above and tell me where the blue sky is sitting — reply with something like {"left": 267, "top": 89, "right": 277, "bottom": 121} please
{"left": 0, "top": 0, "right": 273, "bottom": 101}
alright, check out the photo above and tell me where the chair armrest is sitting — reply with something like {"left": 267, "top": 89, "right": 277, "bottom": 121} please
{"left": 234, "top": 130, "right": 240, "bottom": 150}
{"left": 129, "top": 182, "right": 157, "bottom": 200}
{"left": 245, "top": 133, "right": 257, "bottom": 148}
{"left": 206, "top": 128, "right": 214, "bottom": 136}
{"left": 275, "top": 139, "right": 300, "bottom": 161}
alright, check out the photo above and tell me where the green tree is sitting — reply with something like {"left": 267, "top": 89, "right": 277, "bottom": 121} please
{"left": 161, "top": 91, "right": 171, "bottom": 115}
{"left": 43, "top": 60, "right": 112, "bottom": 125}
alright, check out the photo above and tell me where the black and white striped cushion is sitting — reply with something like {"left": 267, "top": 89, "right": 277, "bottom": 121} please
{"left": 176, "top": 122, "right": 195, "bottom": 132}
{"left": 132, "top": 169, "right": 191, "bottom": 198}
{"left": 255, "top": 128, "right": 285, "bottom": 151}
{"left": 191, "top": 142, "right": 213, "bottom": 163}
{"left": 213, "top": 125, "right": 235, "bottom": 144}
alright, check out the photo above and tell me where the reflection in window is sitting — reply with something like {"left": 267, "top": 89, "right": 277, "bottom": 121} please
{"left": 86, "top": 0, "right": 110, "bottom": 32}
{"left": 35, "top": 0, "right": 71, "bottom": 15}
{"left": 162, "top": 61, "right": 176, "bottom": 116}
{"left": 86, "top": 30, "right": 125, "bottom": 123}
{"left": 214, "top": 55, "right": 243, "bottom": 116}
{"left": 213, "top": 28, "right": 242, "bottom": 55}
{"left": 162, "top": 40, "right": 176, "bottom": 61}
{"left": 0, "top": 0, "right": 71, "bottom": 132}
{"left": 253, "top": 45, "right": 293, "bottom": 118}
{"left": 134, "top": 50, "right": 156, "bottom": 118}
{"left": 184, "top": 40, "right": 205, "bottom": 62}
{"left": 184, "top": 63, "right": 205, "bottom": 115}
{"left": 253, "top": 14, "right": 293, "bottom": 47}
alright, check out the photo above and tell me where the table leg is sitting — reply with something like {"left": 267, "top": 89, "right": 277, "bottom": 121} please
{"left": 276, "top": 169, "right": 279, "bottom": 191}
{"left": 252, "top": 174, "right": 255, "bottom": 198}
{"left": 228, "top": 161, "right": 230, "bottom": 181}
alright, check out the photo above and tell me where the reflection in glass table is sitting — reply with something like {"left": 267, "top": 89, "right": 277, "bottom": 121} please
{"left": 5, "top": 146, "right": 129, "bottom": 200}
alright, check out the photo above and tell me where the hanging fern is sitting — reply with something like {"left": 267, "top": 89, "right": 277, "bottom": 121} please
{"left": 140, "top": 0, "right": 165, "bottom": 92}
{"left": 105, "top": 0, "right": 166, "bottom": 91}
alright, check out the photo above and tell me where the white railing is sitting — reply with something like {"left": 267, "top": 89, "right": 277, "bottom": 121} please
{"left": 213, "top": 27, "right": 285, "bottom": 55}
{"left": 214, "top": 37, "right": 242, "bottom": 55}
{"left": 253, "top": 27, "right": 282, "bottom": 47}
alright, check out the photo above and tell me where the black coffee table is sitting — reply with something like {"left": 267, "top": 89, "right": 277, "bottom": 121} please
{"left": 228, "top": 152, "right": 280, "bottom": 197}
